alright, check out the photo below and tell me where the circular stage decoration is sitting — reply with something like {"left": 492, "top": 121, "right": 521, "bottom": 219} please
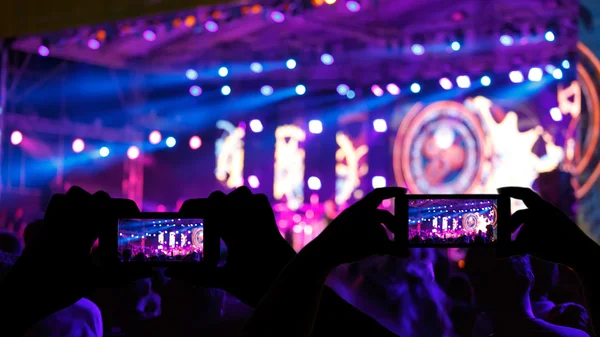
{"left": 462, "top": 213, "right": 479, "bottom": 231}
{"left": 394, "top": 101, "right": 491, "bottom": 194}
{"left": 490, "top": 203, "right": 498, "bottom": 229}
{"left": 191, "top": 228, "right": 204, "bottom": 249}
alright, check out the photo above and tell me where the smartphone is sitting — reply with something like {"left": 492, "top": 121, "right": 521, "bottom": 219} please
{"left": 396, "top": 194, "right": 509, "bottom": 247}
{"left": 118, "top": 211, "right": 217, "bottom": 265}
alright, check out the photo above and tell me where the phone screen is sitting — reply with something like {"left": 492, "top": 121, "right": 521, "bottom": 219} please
{"left": 408, "top": 197, "right": 498, "bottom": 245}
{"left": 118, "top": 218, "right": 204, "bottom": 261}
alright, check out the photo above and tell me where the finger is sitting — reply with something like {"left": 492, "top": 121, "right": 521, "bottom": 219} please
{"left": 508, "top": 209, "right": 531, "bottom": 234}
{"left": 497, "top": 187, "right": 543, "bottom": 208}
{"left": 227, "top": 186, "right": 253, "bottom": 203}
{"left": 65, "top": 185, "right": 93, "bottom": 201}
{"left": 373, "top": 209, "right": 399, "bottom": 233}
{"left": 362, "top": 187, "right": 407, "bottom": 208}
{"left": 179, "top": 198, "right": 214, "bottom": 214}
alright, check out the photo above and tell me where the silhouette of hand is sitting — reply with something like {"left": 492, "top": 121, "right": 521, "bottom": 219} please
{"left": 498, "top": 186, "right": 595, "bottom": 266}
{"left": 307, "top": 187, "right": 407, "bottom": 268}
{"left": 166, "top": 186, "right": 296, "bottom": 307}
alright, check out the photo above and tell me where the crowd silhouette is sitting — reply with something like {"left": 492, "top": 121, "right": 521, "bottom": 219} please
{"left": 0, "top": 185, "right": 598, "bottom": 337}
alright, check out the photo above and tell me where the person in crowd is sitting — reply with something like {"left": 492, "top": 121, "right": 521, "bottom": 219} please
{"left": 0, "top": 231, "right": 22, "bottom": 254}
{"left": 548, "top": 302, "right": 592, "bottom": 335}
{"left": 530, "top": 257, "right": 559, "bottom": 320}
{"left": 446, "top": 273, "right": 477, "bottom": 337}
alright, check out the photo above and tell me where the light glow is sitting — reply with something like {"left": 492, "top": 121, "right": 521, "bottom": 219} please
{"left": 189, "top": 136, "right": 202, "bottom": 150}
{"left": 335, "top": 132, "right": 369, "bottom": 205}
{"left": 528, "top": 67, "right": 543, "bottom": 82}
{"left": 72, "top": 139, "right": 85, "bottom": 153}
{"left": 373, "top": 119, "right": 388, "bottom": 133}
{"left": 509, "top": 70, "right": 524, "bottom": 83}
{"left": 248, "top": 175, "right": 260, "bottom": 188}
{"left": 10, "top": 131, "right": 23, "bottom": 145}
{"left": 321, "top": 53, "right": 334, "bottom": 65}
{"left": 372, "top": 176, "right": 387, "bottom": 188}
{"left": 218, "top": 67, "right": 229, "bottom": 77}
{"left": 439, "top": 77, "right": 453, "bottom": 90}
{"left": 550, "top": 107, "right": 563, "bottom": 122}
{"left": 249, "top": 119, "right": 264, "bottom": 133}
{"left": 166, "top": 137, "right": 177, "bottom": 148}
{"left": 307, "top": 176, "right": 322, "bottom": 190}
{"left": 480, "top": 76, "right": 491, "bottom": 86}
{"left": 261, "top": 85, "right": 274, "bottom": 96}
{"left": 250, "top": 62, "right": 263, "bottom": 73}
{"left": 216, "top": 120, "right": 245, "bottom": 189}
{"left": 410, "top": 83, "right": 421, "bottom": 93}
{"left": 186, "top": 69, "right": 198, "bottom": 80}
{"left": 386, "top": 83, "right": 400, "bottom": 95}
{"left": 371, "top": 84, "right": 384, "bottom": 97}
{"left": 274, "top": 125, "right": 306, "bottom": 210}
{"left": 456, "top": 75, "right": 471, "bottom": 88}
{"left": 221, "top": 85, "right": 231, "bottom": 95}
{"left": 127, "top": 146, "right": 140, "bottom": 160}
{"left": 337, "top": 84, "right": 349, "bottom": 95}
{"left": 308, "top": 120, "right": 323, "bottom": 134}
{"left": 411, "top": 44, "right": 425, "bottom": 55}
{"left": 295, "top": 84, "right": 306, "bottom": 95}
{"left": 149, "top": 130, "right": 162, "bottom": 144}
{"left": 99, "top": 146, "right": 110, "bottom": 157}
{"left": 286, "top": 59, "right": 297, "bottom": 69}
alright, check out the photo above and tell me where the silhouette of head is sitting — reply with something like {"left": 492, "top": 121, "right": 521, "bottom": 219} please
{"left": 548, "top": 302, "right": 590, "bottom": 334}
{"left": 0, "top": 231, "right": 21, "bottom": 254}
{"left": 23, "top": 220, "right": 44, "bottom": 248}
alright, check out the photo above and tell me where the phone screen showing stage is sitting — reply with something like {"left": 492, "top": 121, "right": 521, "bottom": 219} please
{"left": 118, "top": 218, "right": 204, "bottom": 261}
{"left": 408, "top": 198, "right": 498, "bottom": 245}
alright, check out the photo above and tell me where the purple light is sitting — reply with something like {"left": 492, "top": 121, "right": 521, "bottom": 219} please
{"left": 371, "top": 84, "right": 384, "bottom": 97}
{"left": 205, "top": 21, "right": 219, "bottom": 32}
{"left": 87, "top": 39, "right": 100, "bottom": 50}
{"left": 143, "top": 30, "right": 156, "bottom": 42}
{"left": 439, "top": 77, "right": 453, "bottom": 90}
{"left": 509, "top": 70, "right": 524, "bottom": 83}
{"left": 346, "top": 0, "right": 361, "bottom": 12}
{"left": 386, "top": 83, "right": 400, "bottom": 95}
{"left": 38, "top": 45, "right": 50, "bottom": 57}
{"left": 270, "top": 11, "right": 285, "bottom": 23}
{"left": 248, "top": 175, "right": 260, "bottom": 188}
{"left": 189, "top": 85, "right": 202, "bottom": 96}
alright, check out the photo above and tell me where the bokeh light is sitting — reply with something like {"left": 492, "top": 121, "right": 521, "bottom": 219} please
{"left": 99, "top": 146, "right": 110, "bottom": 157}
{"left": 286, "top": 59, "right": 297, "bottom": 70}
{"left": 249, "top": 119, "right": 264, "bottom": 133}
{"left": 321, "top": 53, "right": 334, "bottom": 65}
{"left": 221, "top": 85, "right": 232, "bottom": 96}
{"left": 248, "top": 175, "right": 260, "bottom": 188}
{"left": 189, "top": 85, "right": 202, "bottom": 96}
{"left": 260, "top": 85, "right": 273, "bottom": 96}
{"left": 149, "top": 130, "right": 162, "bottom": 145}
{"left": 186, "top": 69, "right": 198, "bottom": 80}
{"left": 373, "top": 119, "right": 388, "bottom": 133}
{"left": 189, "top": 136, "right": 202, "bottom": 150}
{"left": 250, "top": 62, "right": 263, "bottom": 73}
{"left": 295, "top": 84, "right": 306, "bottom": 95}
{"left": 10, "top": 131, "right": 23, "bottom": 145}
{"left": 372, "top": 176, "right": 387, "bottom": 188}
{"left": 166, "top": 137, "right": 177, "bottom": 148}
{"left": 308, "top": 176, "right": 322, "bottom": 190}
{"left": 127, "top": 146, "right": 140, "bottom": 160}
{"left": 72, "top": 138, "right": 85, "bottom": 153}
{"left": 308, "top": 120, "right": 323, "bottom": 134}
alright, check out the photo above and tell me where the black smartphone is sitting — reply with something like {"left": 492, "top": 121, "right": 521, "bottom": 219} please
{"left": 396, "top": 194, "right": 510, "bottom": 247}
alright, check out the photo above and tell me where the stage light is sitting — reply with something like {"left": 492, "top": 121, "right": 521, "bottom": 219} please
{"left": 499, "top": 34, "right": 514, "bottom": 46}
{"left": 304, "top": 225, "right": 313, "bottom": 235}
{"left": 325, "top": 0, "right": 336, "bottom": 4}
{"left": 480, "top": 76, "right": 491, "bottom": 86}
{"left": 550, "top": 107, "right": 562, "bottom": 122}
{"left": 221, "top": 85, "right": 231, "bottom": 95}
{"left": 149, "top": 130, "right": 162, "bottom": 144}
{"left": 562, "top": 60, "right": 570, "bottom": 69}
{"left": 249, "top": 119, "right": 264, "bottom": 133}
{"left": 509, "top": 70, "right": 524, "bottom": 83}
{"left": 189, "top": 85, "right": 202, "bottom": 96}
{"left": 250, "top": 62, "right": 263, "bottom": 73}
{"left": 411, "top": 44, "right": 425, "bottom": 55}
{"left": 308, "top": 176, "right": 322, "bottom": 190}
{"left": 38, "top": 45, "right": 50, "bottom": 57}
{"left": 434, "top": 126, "right": 455, "bottom": 149}
{"left": 205, "top": 21, "right": 219, "bottom": 32}
{"left": 260, "top": 85, "right": 273, "bottom": 96}
{"left": 189, "top": 136, "right": 202, "bottom": 150}
{"left": 528, "top": 67, "right": 543, "bottom": 82}
{"left": 127, "top": 146, "right": 140, "bottom": 160}
{"left": 321, "top": 53, "right": 334, "bottom": 65}
{"left": 184, "top": 15, "right": 197, "bottom": 27}
{"left": 336, "top": 84, "right": 349, "bottom": 95}
{"left": 346, "top": 0, "right": 360, "bottom": 12}
{"left": 451, "top": 41, "right": 461, "bottom": 51}
{"left": 87, "top": 38, "right": 101, "bottom": 50}
{"left": 439, "top": 77, "right": 453, "bottom": 90}
{"left": 72, "top": 138, "right": 85, "bottom": 153}
{"left": 372, "top": 176, "right": 386, "bottom": 188}
{"left": 218, "top": 67, "right": 228, "bottom": 77}
{"left": 545, "top": 65, "right": 556, "bottom": 74}
{"left": 308, "top": 120, "right": 323, "bottom": 134}
{"left": 552, "top": 68, "right": 563, "bottom": 79}
{"left": 10, "top": 131, "right": 23, "bottom": 145}
{"left": 295, "top": 84, "right": 306, "bottom": 95}
{"left": 143, "top": 30, "right": 156, "bottom": 42}
{"left": 99, "top": 146, "right": 110, "bottom": 157}
{"left": 373, "top": 119, "right": 388, "bottom": 133}
{"left": 186, "top": 69, "right": 198, "bottom": 80}
{"left": 410, "top": 83, "right": 421, "bottom": 93}
{"left": 248, "top": 175, "right": 260, "bottom": 188}
{"left": 371, "top": 84, "right": 384, "bottom": 97}
{"left": 386, "top": 83, "right": 400, "bottom": 95}
{"left": 286, "top": 59, "right": 297, "bottom": 69}
{"left": 166, "top": 137, "right": 177, "bottom": 148}
{"left": 456, "top": 75, "right": 471, "bottom": 88}
{"left": 270, "top": 11, "right": 285, "bottom": 23}
{"left": 544, "top": 31, "right": 555, "bottom": 42}
{"left": 346, "top": 90, "right": 356, "bottom": 99}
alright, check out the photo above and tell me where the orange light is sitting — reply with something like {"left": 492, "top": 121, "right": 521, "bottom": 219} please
{"left": 212, "top": 10, "right": 224, "bottom": 19}
{"left": 241, "top": 6, "right": 250, "bottom": 15}
{"left": 324, "top": 0, "right": 337, "bottom": 4}
{"left": 311, "top": 0, "right": 325, "bottom": 6}
{"left": 184, "top": 15, "right": 196, "bottom": 27}
{"left": 251, "top": 4, "right": 263, "bottom": 14}
{"left": 458, "top": 260, "right": 466, "bottom": 268}
{"left": 172, "top": 18, "right": 183, "bottom": 28}
{"left": 122, "top": 26, "right": 132, "bottom": 34}
{"left": 96, "top": 30, "right": 107, "bottom": 41}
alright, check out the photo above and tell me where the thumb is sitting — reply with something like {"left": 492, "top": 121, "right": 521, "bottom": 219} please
{"left": 165, "top": 265, "right": 227, "bottom": 289}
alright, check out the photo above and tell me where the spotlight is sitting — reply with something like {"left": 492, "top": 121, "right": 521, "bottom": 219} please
{"left": 552, "top": 68, "right": 563, "bottom": 79}
{"left": 286, "top": 59, "right": 297, "bottom": 69}
{"left": 149, "top": 130, "right": 162, "bottom": 144}
{"left": 248, "top": 175, "right": 260, "bottom": 189}
{"left": 250, "top": 62, "right": 263, "bottom": 73}
{"left": 411, "top": 44, "right": 425, "bottom": 55}
{"left": 545, "top": 65, "right": 557, "bottom": 74}
{"left": 38, "top": 44, "right": 50, "bottom": 57}
{"left": 295, "top": 84, "right": 306, "bottom": 95}
{"left": 346, "top": 0, "right": 361, "bottom": 12}
{"left": 509, "top": 70, "right": 524, "bottom": 83}
{"left": 249, "top": 119, "right": 264, "bottom": 133}
{"left": 221, "top": 85, "right": 231, "bottom": 95}
{"left": 372, "top": 176, "right": 387, "bottom": 188}
{"left": 184, "top": 15, "right": 197, "bottom": 27}
{"left": 127, "top": 146, "right": 140, "bottom": 160}
{"left": 386, "top": 83, "right": 400, "bottom": 95}
{"left": 189, "top": 85, "right": 202, "bottom": 96}
{"left": 324, "top": 0, "right": 336, "bottom": 4}
{"left": 99, "top": 147, "right": 110, "bottom": 157}
{"left": 480, "top": 76, "right": 491, "bottom": 86}
{"left": 336, "top": 84, "right": 349, "bottom": 95}
{"left": 528, "top": 67, "right": 543, "bottom": 82}
{"left": 550, "top": 107, "right": 563, "bottom": 122}
{"left": 439, "top": 77, "right": 453, "bottom": 90}
{"left": 166, "top": 137, "right": 177, "bottom": 148}
{"left": 346, "top": 90, "right": 356, "bottom": 99}
{"left": 434, "top": 126, "right": 455, "bottom": 149}
{"left": 562, "top": 60, "right": 570, "bottom": 69}
{"left": 205, "top": 21, "right": 219, "bottom": 32}
{"left": 307, "top": 176, "right": 322, "bottom": 190}
{"left": 456, "top": 75, "right": 471, "bottom": 88}
{"left": 270, "top": 11, "right": 285, "bottom": 23}
{"left": 218, "top": 67, "right": 228, "bottom": 77}
{"left": 10, "top": 131, "right": 23, "bottom": 145}
{"left": 308, "top": 120, "right": 323, "bottom": 134}
{"left": 72, "top": 138, "right": 85, "bottom": 153}
{"left": 189, "top": 136, "right": 202, "bottom": 150}
{"left": 373, "top": 119, "right": 388, "bottom": 133}
{"left": 321, "top": 53, "right": 334, "bottom": 65}
{"left": 410, "top": 83, "right": 421, "bottom": 93}
{"left": 260, "top": 85, "right": 273, "bottom": 96}
{"left": 87, "top": 38, "right": 101, "bottom": 50}
{"left": 186, "top": 69, "right": 198, "bottom": 80}
{"left": 544, "top": 31, "right": 555, "bottom": 42}
{"left": 450, "top": 41, "right": 461, "bottom": 51}
{"left": 143, "top": 30, "right": 156, "bottom": 42}
{"left": 371, "top": 84, "right": 384, "bottom": 97}
{"left": 499, "top": 34, "right": 514, "bottom": 46}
